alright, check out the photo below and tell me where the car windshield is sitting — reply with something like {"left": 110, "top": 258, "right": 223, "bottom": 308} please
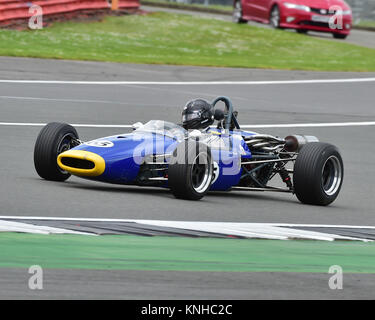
{"left": 134, "top": 120, "right": 186, "bottom": 140}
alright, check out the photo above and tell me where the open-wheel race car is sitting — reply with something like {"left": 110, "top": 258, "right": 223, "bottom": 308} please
{"left": 34, "top": 96, "right": 343, "bottom": 205}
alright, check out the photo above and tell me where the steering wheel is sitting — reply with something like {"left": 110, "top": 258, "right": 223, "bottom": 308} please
{"left": 211, "top": 96, "right": 240, "bottom": 131}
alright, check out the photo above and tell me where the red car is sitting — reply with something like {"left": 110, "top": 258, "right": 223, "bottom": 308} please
{"left": 233, "top": 0, "right": 352, "bottom": 39}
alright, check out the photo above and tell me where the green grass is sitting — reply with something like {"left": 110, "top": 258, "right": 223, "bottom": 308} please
{"left": 1, "top": 233, "right": 375, "bottom": 273}
{"left": 355, "top": 20, "right": 375, "bottom": 28}
{"left": 1, "top": 12, "right": 375, "bottom": 71}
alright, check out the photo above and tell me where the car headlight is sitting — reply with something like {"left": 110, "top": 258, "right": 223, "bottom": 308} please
{"left": 284, "top": 2, "right": 311, "bottom": 12}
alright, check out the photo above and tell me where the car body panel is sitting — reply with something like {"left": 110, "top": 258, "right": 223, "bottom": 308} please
{"left": 58, "top": 121, "right": 257, "bottom": 191}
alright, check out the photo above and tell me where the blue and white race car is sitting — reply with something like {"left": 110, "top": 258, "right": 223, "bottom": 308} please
{"left": 34, "top": 96, "right": 343, "bottom": 205}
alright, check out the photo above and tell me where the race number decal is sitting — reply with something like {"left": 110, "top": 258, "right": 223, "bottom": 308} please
{"left": 211, "top": 161, "right": 219, "bottom": 184}
{"left": 85, "top": 140, "right": 114, "bottom": 148}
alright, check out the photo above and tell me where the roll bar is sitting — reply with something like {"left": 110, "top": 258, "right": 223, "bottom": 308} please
{"left": 211, "top": 96, "right": 240, "bottom": 131}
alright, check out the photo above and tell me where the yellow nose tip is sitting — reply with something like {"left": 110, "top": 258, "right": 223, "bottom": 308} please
{"left": 57, "top": 150, "right": 105, "bottom": 177}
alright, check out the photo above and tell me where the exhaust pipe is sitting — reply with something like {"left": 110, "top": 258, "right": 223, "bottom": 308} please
{"left": 284, "top": 135, "right": 319, "bottom": 152}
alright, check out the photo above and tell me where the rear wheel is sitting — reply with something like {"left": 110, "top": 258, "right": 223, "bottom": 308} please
{"left": 233, "top": 0, "right": 247, "bottom": 24}
{"left": 293, "top": 142, "right": 344, "bottom": 206}
{"left": 34, "top": 122, "right": 79, "bottom": 181}
{"left": 168, "top": 140, "right": 213, "bottom": 200}
{"left": 333, "top": 33, "right": 347, "bottom": 39}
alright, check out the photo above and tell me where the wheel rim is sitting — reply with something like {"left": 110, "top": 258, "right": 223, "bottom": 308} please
{"left": 57, "top": 133, "right": 75, "bottom": 174}
{"left": 233, "top": 1, "right": 242, "bottom": 22}
{"left": 271, "top": 7, "right": 280, "bottom": 27}
{"left": 191, "top": 153, "right": 212, "bottom": 193}
{"left": 321, "top": 156, "right": 342, "bottom": 196}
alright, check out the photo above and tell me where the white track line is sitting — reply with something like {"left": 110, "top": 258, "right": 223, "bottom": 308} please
{"left": 240, "top": 122, "right": 375, "bottom": 128}
{"left": 0, "top": 121, "right": 374, "bottom": 128}
{"left": 0, "top": 78, "right": 374, "bottom": 85}
{"left": 0, "top": 216, "right": 373, "bottom": 241}
{"left": 2, "top": 216, "right": 375, "bottom": 230}
{"left": 0, "top": 122, "right": 132, "bottom": 128}
{"left": 0, "top": 95, "right": 166, "bottom": 106}
{"left": 0, "top": 219, "right": 93, "bottom": 235}
{"left": 0, "top": 95, "right": 130, "bottom": 105}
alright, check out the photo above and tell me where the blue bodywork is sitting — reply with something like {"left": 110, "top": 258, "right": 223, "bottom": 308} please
{"left": 70, "top": 121, "right": 256, "bottom": 191}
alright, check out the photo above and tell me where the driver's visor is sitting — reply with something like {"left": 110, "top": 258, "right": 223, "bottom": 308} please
{"left": 182, "top": 111, "right": 201, "bottom": 122}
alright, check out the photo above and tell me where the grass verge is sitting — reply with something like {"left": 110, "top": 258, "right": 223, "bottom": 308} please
{"left": 355, "top": 20, "right": 375, "bottom": 30}
{"left": 0, "top": 12, "right": 374, "bottom": 71}
{"left": 0, "top": 233, "right": 375, "bottom": 273}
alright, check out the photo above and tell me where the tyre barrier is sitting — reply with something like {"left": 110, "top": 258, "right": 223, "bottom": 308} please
{"left": 0, "top": 0, "right": 139, "bottom": 25}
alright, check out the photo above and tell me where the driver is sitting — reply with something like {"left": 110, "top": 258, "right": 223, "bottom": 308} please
{"left": 181, "top": 99, "right": 215, "bottom": 130}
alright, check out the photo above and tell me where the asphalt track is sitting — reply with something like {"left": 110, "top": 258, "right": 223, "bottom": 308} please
{"left": 0, "top": 57, "right": 375, "bottom": 299}
{"left": 1, "top": 268, "right": 374, "bottom": 300}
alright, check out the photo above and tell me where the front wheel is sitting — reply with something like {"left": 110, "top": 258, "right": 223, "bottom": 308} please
{"left": 333, "top": 33, "right": 348, "bottom": 39}
{"left": 293, "top": 142, "right": 344, "bottom": 206}
{"left": 297, "top": 29, "right": 308, "bottom": 34}
{"left": 34, "top": 122, "right": 79, "bottom": 181}
{"left": 168, "top": 140, "right": 213, "bottom": 200}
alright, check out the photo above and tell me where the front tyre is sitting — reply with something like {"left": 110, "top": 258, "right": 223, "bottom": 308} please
{"left": 293, "top": 142, "right": 343, "bottom": 206}
{"left": 297, "top": 29, "right": 308, "bottom": 34}
{"left": 233, "top": 0, "right": 247, "bottom": 24}
{"left": 34, "top": 122, "right": 79, "bottom": 181}
{"left": 168, "top": 140, "right": 213, "bottom": 200}
{"left": 333, "top": 33, "right": 348, "bottom": 39}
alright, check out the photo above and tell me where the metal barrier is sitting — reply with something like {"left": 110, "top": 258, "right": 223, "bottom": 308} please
{"left": 0, "top": 0, "right": 139, "bottom": 24}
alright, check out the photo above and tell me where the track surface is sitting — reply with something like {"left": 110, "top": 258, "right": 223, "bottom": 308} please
{"left": 1, "top": 268, "right": 374, "bottom": 300}
{"left": 0, "top": 57, "right": 374, "bottom": 299}
{"left": 142, "top": 5, "right": 375, "bottom": 49}
{"left": 1, "top": 57, "right": 374, "bottom": 225}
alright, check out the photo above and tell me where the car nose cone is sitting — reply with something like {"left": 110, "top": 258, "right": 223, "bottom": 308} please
{"left": 57, "top": 150, "right": 105, "bottom": 177}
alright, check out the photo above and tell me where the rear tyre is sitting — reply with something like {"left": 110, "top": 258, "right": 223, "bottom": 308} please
{"left": 168, "top": 140, "right": 213, "bottom": 200}
{"left": 293, "top": 142, "right": 344, "bottom": 206}
{"left": 34, "top": 122, "right": 79, "bottom": 181}
{"left": 333, "top": 33, "right": 347, "bottom": 39}
{"left": 270, "top": 5, "right": 282, "bottom": 29}
{"left": 233, "top": 0, "right": 247, "bottom": 24}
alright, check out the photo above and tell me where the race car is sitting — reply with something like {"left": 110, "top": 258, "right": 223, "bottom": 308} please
{"left": 34, "top": 96, "right": 343, "bottom": 205}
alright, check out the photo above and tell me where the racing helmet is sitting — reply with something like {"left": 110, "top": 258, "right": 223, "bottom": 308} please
{"left": 182, "top": 99, "right": 214, "bottom": 130}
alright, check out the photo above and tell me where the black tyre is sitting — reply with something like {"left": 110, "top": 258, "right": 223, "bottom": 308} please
{"left": 333, "top": 33, "right": 347, "bottom": 39}
{"left": 270, "top": 5, "right": 282, "bottom": 29}
{"left": 34, "top": 122, "right": 79, "bottom": 181}
{"left": 297, "top": 29, "right": 308, "bottom": 34}
{"left": 293, "top": 142, "right": 344, "bottom": 206}
{"left": 233, "top": 0, "right": 247, "bottom": 24}
{"left": 168, "top": 140, "right": 213, "bottom": 200}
